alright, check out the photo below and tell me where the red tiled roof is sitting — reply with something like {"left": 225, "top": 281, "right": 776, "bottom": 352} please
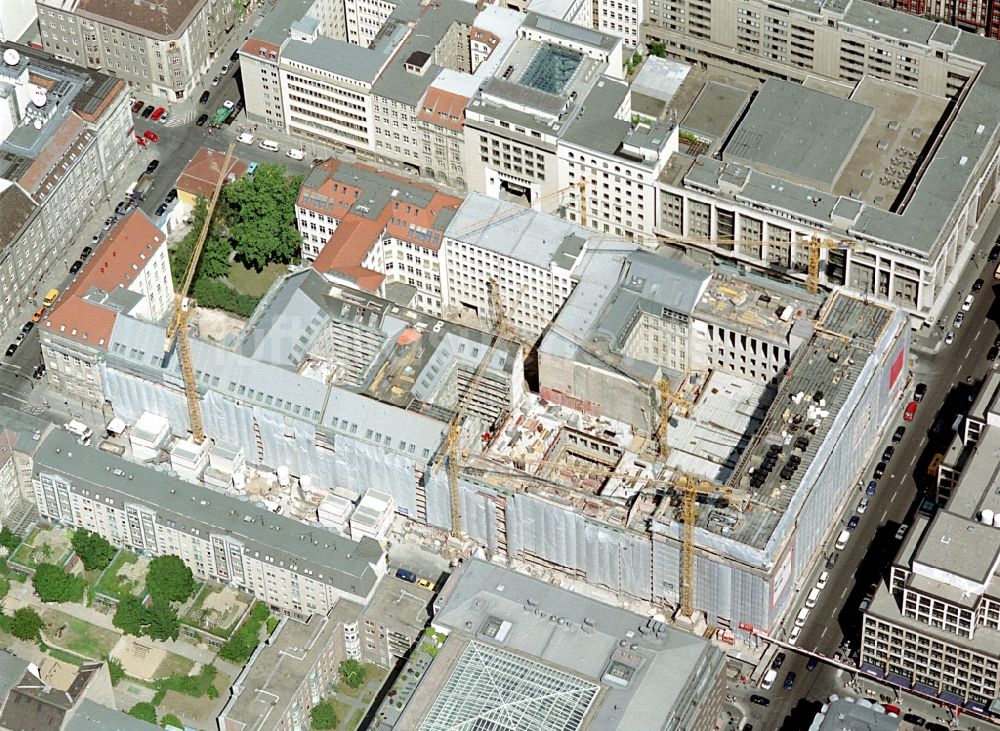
{"left": 311, "top": 216, "right": 386, "bottom": 292}
{"left": 176, "top": 147, "right": 248, "bottom": 199}
{"left": 241, "top": 38, "right": 280, "bottom": 62}
{"left": 18, "top": 115, "right": 85, "bottom": 195}
{"left": 41, "top": 297, "right": 117, "bottom": 350}
{"left": 417, "top": 86, "right": 468, "bottom": 132}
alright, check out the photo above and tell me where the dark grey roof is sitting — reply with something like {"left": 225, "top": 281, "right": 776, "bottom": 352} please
{"left": 0, "top": 184, "right": 38, "bottom": 253}
{"left": 283, "top": 27, "right": 403, "bottom": 84}
{"left": 522, "top": 12, "right": 619, "bottom": 52}
{"left": 34, "top": 430, "right": 386, "bottom": 601}
{"left": 65, "top": 699, "right": 162, "bottom": 731}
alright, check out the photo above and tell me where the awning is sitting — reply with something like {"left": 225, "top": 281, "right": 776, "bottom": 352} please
{"left": 913, "top": 681, "right": 937, "bottom": 697}
{"left": 860, "top": 663, "right": 884, "bottom": 679}
{"left": 885, "top": 671, "right": 912, "bottom": 689}
{"left": 965, "top": 700, "right": 987, "bottom": 714}
{"left": 939, "top": 691, "right": 964, "bottom": 706}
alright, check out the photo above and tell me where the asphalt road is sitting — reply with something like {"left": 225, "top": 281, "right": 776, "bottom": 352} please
{"left": 740, "top": 222, "right": 1000, "bottom": 729}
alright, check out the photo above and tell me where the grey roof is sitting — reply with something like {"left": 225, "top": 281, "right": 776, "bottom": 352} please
{"left": 0, "top": 404, "right": 54, "bottom": 456}
{"left": 813, "top": 698, "right": 900, "bottom": 731}
{"left": 630, "top": 56, "right": 689, "bottom": 103}
{"left": 725, "top": 79, "right": 873, "bottom": 189}
{"left": 34, "top": 429, "right": 386, "bottom": 600}
{"left": 65, "top": 699, "right": 161, "bottom": 731}
{"left": 0, "top": 652, "right": 28, "bottom": 704}
{"left": 480, "top": 76, "right": 566, "bottom": 117}
{"left": 522, "top": 12, "right": 619, "bottom": 52}
{"left": 249, "top": 0, "right": 312, "bottom": 45}
{"left": 427, "top": 559, "right": 723, "bottom": 731}
{"left": 912, "top": 511, "right": 1000, "bottom": 585}
{"left": 560, "top": 78, "right": 636, "bottom": 158}
{"left": 679, "top": 81, "right": 753, "bottom": 142}
{"left": 445, "top": 193, "right": 594, "bottom": 270}
{"left": 283, "top": 26, "right": 404, "bottom": 84}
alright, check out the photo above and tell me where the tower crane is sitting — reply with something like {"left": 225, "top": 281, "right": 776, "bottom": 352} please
{"left": 432, "top": 278, "right": 525, "bottom": 537}
{"left": 162, "top": 142, "right": 235, "bottom": 445}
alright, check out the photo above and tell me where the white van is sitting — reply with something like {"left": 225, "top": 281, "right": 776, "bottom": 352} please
{"left": 237, "top": 132, "right": 255, "bottom": 145}
{"left": 835, "top": 529, "right": 850, "bottom": 550}
{"left": 65, "top": 420, "right": 93, "bottom": 445}
{"left": 794, "top": 607, "right": 810, "bottom": 627}
{"left": 816, "top": 571, "right": 830, "bottom": 590}
{"left": 259, "top": 139, "right": 279, "bottom": 152}
{"left": 788, "top": 625, "right": 801, "bottom": 645}
{"left": 762, "top": 669, "right": 778, "bottom": 690}
{"left": 286, "top": 148, "right": 305, "bottom": 160}
{"left": 805, "top": 587, "right": 821, "bottom": 609}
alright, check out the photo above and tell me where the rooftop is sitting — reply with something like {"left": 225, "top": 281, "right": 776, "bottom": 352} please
{"left": 34, "top": 430, "right": 386, "bottom": 602}
{"left": 73, "top": 0, "right": 210, "bottom": 39}
{"left": 175, "top": 147, "right": 248, "bottom": 199}
{"left": 405, "top": 559, "right": 722, "bottom": 730}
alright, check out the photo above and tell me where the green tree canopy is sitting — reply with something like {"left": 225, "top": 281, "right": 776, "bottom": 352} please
{"left": 71, "top": 529, "right": 116, "bottom": 572}
{"left": 9, "top": 607, "right": 43, "bottom": 641}
{"left": 113, "top": 596, "right": 179, "bottom": 641}
{"left": 0, "top": 528, "right": 20, "bottom": 554}
{"left": 160, "top": 712, "right": 183, "bottom": 728}
{"left": 339, "top": 658, "right": 366, "bottom": 689}
{"left": 170, "top": 196, "right": 231, "bottom": 288}
{"left": 128, "top": 701, "right": 158, "bottom": 724}
{"left": 145, "top": 555, "right": 196, "bottom": 603}
{"left": 0, "top": 577, "right": 10, "bottom": 602}
{"left": 224, "top": 165, "right": 303, "bottom": 271}
{"left": 310, "top": 700, "right": 338, "bottom": 730}
{"left": 33, "top": 563, "right": 85, "bottom": 603}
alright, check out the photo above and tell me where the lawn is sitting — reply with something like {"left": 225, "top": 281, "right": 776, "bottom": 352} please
{"left": 95, "top": 551, "right": 146, "bottom": 601}
{"left": 10, "top": 525, "right": 73, "bottom": 569}
{"left": 346, "top": 707, "right": 365, "bottom": 731}
{"left": 227, "top": 261, "right": 285, "bottom": 298}
{"left": 41, "top": 608, "right": 120, "bottom": 660}
{"left": 332, "top": 663, "right": 386, "bottom": 699}
{"left": 180, "top": 584, "right": 249, "bottom": 639}
{"left": 152, "top": 653, "right": 195, "bottom": 681}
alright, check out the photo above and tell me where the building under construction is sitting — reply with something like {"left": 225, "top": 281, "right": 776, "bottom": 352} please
{"left": 457, "top": 282, "right": 909, "bottom": 639}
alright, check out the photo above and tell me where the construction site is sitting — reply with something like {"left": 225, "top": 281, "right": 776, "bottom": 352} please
{"left": 69, "top": 145, "right": 910, "bottom": 644}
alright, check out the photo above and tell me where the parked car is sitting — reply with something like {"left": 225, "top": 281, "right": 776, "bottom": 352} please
{"left": 873, "top": 462, "right": 886, "bottom": 479}
{"left": 199, "top": 90, "right": 210, "bottom": 104}
{"left": 196, "top": 113, "right": 209, "bottom": 126}
{"left": 5, "top": 344, "right": 17, "bottom": 357}
{"left": 165, "top": 188, "right": 177, "bottom": 203}
{"left": 954, "top": 312, "right": 964, "bottom": 328}
{"left": 69, "top": 260, "right": 83, "bottom": 274}
{"left": 211, "top": 75, "right": 220, "bottom": 86}
{"left": 931, "top": 419, "right": 944, "bottom": 434}
{"left": 220, "top": 63, "right": 230, "bottom": 75}
{"left": 20, "top": 322, "right": 33, "bottom": 336}
{"left": 944, "top": 331, "right": 955, "bottom": 345}
{"left": 972, "top": 278, "right": 984, "bottom": 293}
{"left": 904, "top": 401, "right": 918, "bottom": 421}
{"left": 989, "top": 346, "right": 999, "bottom": 362}
{"left": 151, "top": 106, "right": 165, "bottom": 121}
{"left": 91, "top": 232, "right": 101, "bottom": 244}
{"left": 847, "top": 515, "right": 859, "bottom": 531}
{"left": 902, "top": 713, "right": 926, "bottom": 726}
{"left": 247, "top": 161, "right": 258, "bottom": 175}
{"left": 825, "top": 554, "right": 839, "bottom": 569}
{"left": 33, "top": 363, "right": 45, "bottom": 379}
{"left": 783, "top": 672, "right": 796, "bottom": 690}
{"left": 866, "top": 480, "right": 878, "bottom": 496}
{"left": 141, "top": 105, "right": 155, "bottom": 118}
{"left": 394, "top": 567, "right": 417, "bottom": 583}
{"left": 895, "top": 523, "right": 909, "bottom": 540}
{"left": 749, "top": 695, "right": 770, "bottom": 707}
{"left": 31, "top": 307, "right": 46, "bottom": 323}
{"left": 771, "top": 652, "right": 786, "bottom": 670}
{"left": 892, "top": 425, "right": 905, "bottom": 442}
{"left": 816, "top": 571, "right": 829, "bottom": 589}
{"left": 989, "top": 244, "right": 1000, "bottom": 262}
{"left": 859, "top": 598, "right": 870, "bottom": 612}
{"left": 963, "top": 294, "right": 975, "bottom": 311}
{"left": 914, "top": 382, "right": 927, "bottom": 401}
{"left": 146, "top": 159, "right": 160, "bottom": 174}
{"left": 155, "top": 202, "right": 168, "bottom": 216}
{"left": 857, "top": 497, "right": 869, "bottom": 513}
{"left": 131, "top": 99, "right": 144, "bottom": 113}
{"left": 881, "top": 445, "right": 895, "bottom": 462}
{"left": 223, "top": 99, "right": 235, "bottom": 109}
{"left": 806, "top": 657, "right": 818, "bottom": 671}
{"left": 103, "top": 216, "right": 114, "bottom": 230}
{"left": 80, "top": 246, "right": 93, "bottom": 260}
{"left": 230, "top": 50, "right": 240, "bottom": 62}
{"left": 143, "top": 130, "right": 159, "bottom": 142}
{"left": 416, "top": 578, "right": 435, "bottom": 590}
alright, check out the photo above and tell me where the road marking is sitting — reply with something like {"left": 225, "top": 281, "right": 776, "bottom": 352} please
{"left": 909, "top": 454, "right": 917, "bottom": 466}
{"left": 840, "top": 585, "right": 849, "bottom": 599}
{"left": 919, "top": 438, "right": 928, "bottom": 448}
{"left": 821, "top": 626, "right": 828, "bottom": 638}
{"left": 976, "top": 328, "right": 983, "bottom": 340}
{"left": 881, "top": 509, "right": 888, "bottom": 522}
{"left": 891, "top": 492, "right": 897, "bottom": 502}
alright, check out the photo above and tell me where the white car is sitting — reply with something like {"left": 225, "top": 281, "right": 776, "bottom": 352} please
{"left": 286, "top": 148, "right": 306, "bottom": 160}
{"left": 816, "top": 571, "right": 829, "bottom": 590}
{"left": 788, "top": 625, "right": 801, "bottom": 644}
{"left": 954, "top": 312, "right": 964, "bottom": 328}
{"left": 220, "top": 63, "right": 230, "bottom": 74}
{"left": 895, "top": 523, "right": 909, "bottom": 541}
{"left": 963, "top": 294, "right": 974, "bottom": 311}
{"left": 211, "top": 75, "right": 220, "bottom": 86}
{"left": 857, "top": 497, "right": 869, "bottom": 514}
{"left": 945, "top": 331, "right": 955, "bottom": 344}
{"left": 237, "top": 132, "right": 255, "bottom": 145}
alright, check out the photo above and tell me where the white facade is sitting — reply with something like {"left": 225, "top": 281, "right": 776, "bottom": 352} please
{"left": 344, "top": 0, "right": 396, "bottom": 47}
{"left": 0, "top": 0, "right": 36, "bottom": 42}
{"left": 597, "top": 0, "right": 644, "bottom": 47}
{"left": 280, "top": 60, "right": 377, "bottom": 152}
{"left": 123, "top": 232, "right": 173, "bottom": 323}
{"left": 350, "top": 489, "right": 395, "bottom": 542}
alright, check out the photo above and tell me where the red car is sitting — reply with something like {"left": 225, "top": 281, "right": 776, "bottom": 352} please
{"left": 143, "top": 130, "right": 159, "bottom": 142}
{"left": 130, "top": 99, "right": 144, "bottom": 113}
{"left": 150, "top": 107, "right": 165, "bottom": 121}
{"left": 903, "top": 401, "right": 918, "bottom": 421}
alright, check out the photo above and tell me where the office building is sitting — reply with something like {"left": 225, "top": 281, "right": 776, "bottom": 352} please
{"left": 381, "top": 559, "right": 727, "bottom": 731}
{"left": 0, "top": 1, "right": 36, "bottom": 44}
{"left": 40, "top": 210, "right": 173, "bottom": 407}
{"left": 893, "top": 0, "right": 999, "bottom": 40}
{"left": 35, "top": 0, "right": 236, "bottom": 102}
{"left": 357, "top": 574, "right": 434, "bottom": 667}
{"left": 33, "top": 429, "right": 388, "bottom": 618}
{"left": 861, "top": 372, "right": 1000, "bottom": 711}
{"left": 0, "top": 44, "right": 135, "bottom": 338}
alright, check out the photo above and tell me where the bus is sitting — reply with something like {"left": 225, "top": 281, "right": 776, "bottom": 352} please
{"left": 211, "top": 106, "right": 232, "bottom": 125}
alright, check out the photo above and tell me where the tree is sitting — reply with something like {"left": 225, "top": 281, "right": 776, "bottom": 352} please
{"left": 71, "top": 529, "right": 116, "bottom": 572}
{"left": 339, "top": 658, "right": 366, "bottom": 689}
{"left": 113, "top": 596, "right": 145, "bottom": 636}
{"left": 160, "top": 712, "right": 183, "bottom": 729}
{"left": 128, "top": 701, "right": 158, "bottom": 725}
{"left": 170, "top": 196, "right": 232, "bottom": 288}
{"left": 310, "top": 700, "right": 338, "bottom": 730}
{"left": 145, "top": 555, "right": 196, "bottom": 603}
{"left": 0, "top": 577, "right": 9, "bottom": 602}
{"left": 9, "top": 607, "right": 43, "bottom": 641}
{"left": 33, "top": 563, "right": 85, "bottom": 603}
{"left": 113, "top": 596, "right": 179, "bottom": 641}
{"left": 224, "top": 165, "right": 304, "bottom": 271}
{"left": 649, "top": 41, "right": 667, "bottom": 58}
{"left": 104, "top": 655, "right": 125, "bottom": 686}
{"left": 0, "top": 527, "right": 20, "bottom": 554}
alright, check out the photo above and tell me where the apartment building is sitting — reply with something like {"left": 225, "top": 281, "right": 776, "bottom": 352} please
{"left": 0, "top": 44, "right": 135, "bottom": 338}
{"left": 860, "top": 373, "right": 1000, "bottom": 711}
{"left": 0, "top": 0, "right": 36, "bottom": 42}
{"left": 41, "top": 210, "right": 173, "bottom": 407}
{"left": 894, "top": 0, "right": 1000, "bottom": 40}
{"left": 295, "top": 159, "right": 461, "bottom": 314}
{"left": 33, "top": 430, "right": 387, "bottom": 618}
{"left": 0, "top": 407, "right": 52, "bottom": 534}
{"left": 441, "top": 193, "right": 598, "bottom": 338}
{"left": 634, "top": 0, "right": 1000, "bottom": 326}
{"left": 35, "top": 0, "right": 235, "bottom": 101}
{"left": 597, "top": 0, "right": 644, "bottom": 47}
{"left": 358, "top": 575, "right": 434, "bottom": 667}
